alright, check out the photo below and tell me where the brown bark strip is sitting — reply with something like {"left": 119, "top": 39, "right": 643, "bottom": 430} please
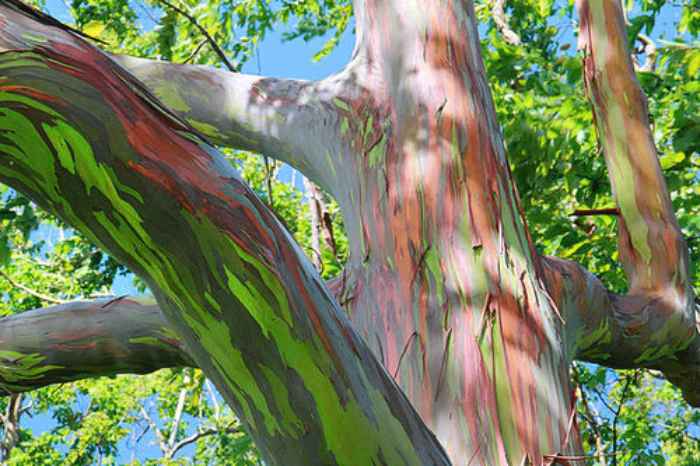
{"left": 570, "top": 208, "right": 619, "bottom": 217}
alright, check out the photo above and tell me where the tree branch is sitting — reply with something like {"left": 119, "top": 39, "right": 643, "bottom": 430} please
{"left": 140, "top": 404, "right": 169, "bottom": 454}
{"left": 636, "top": 33, "right": 657, "bottom": 72}
{"left": 0, "top": 278, "right": 354, "bottom": 393}
{"left": 169, "top": 422, "right": 240, "bottom": 458}
{"left": 0, "top": 3, "right": 450, "bottom": 464}
{"left": 492, "top": 0, "right": 521, "bottom": 46}
{"left": 0, "top": 393, "right": 22, "bottom": 461}
{"left": 0, "top": 269, "right": 67, "bottom": 304}
{"left": 577, "top": 0, "right": 690, "bottom": 296}
{"left": 544, "top": 256, "right": 700, "bottom": 406}
{"left": 0, "top": 298, "right": 193, "bottom": 393}
{"left": 109, "top": 55, "right": 352, "bottom": 195}
{"left": 154, "top": 0, "right": 236, "bottom": 72}
{"left": 573, "top": 366, "right": 608, "bottom": 466}
{"left": 539, "top": 0, "right": 697, "bottom": 406}
{"left": 166, "top": 369, "right": 190, "bottom": 456}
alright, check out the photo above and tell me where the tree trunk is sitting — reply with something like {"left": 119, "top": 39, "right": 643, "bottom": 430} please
{"left": 331, "top": 1, "right": 578, "bottom": 463}
{"left": 0, "top": 0, "right": 695, "bottom": 465}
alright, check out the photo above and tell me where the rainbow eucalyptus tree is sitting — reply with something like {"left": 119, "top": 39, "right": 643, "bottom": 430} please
{"left": 0, "top": 0, "right": 697, "bottom": 464}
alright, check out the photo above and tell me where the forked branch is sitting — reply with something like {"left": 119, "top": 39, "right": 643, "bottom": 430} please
{"left": 545, "top": 0, "right": 697, "bottom": 405}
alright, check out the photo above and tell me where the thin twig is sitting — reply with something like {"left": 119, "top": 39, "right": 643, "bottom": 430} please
{"left": 140, "top": 405, "right": 168, "bottom": 454}
{"left": 0, "top": 269, "right": 66, "bottom": 304}
{"left": 573, "top": 365, "right": 607, "bottom": 466}
{"left": 170, "top": 423, "right": 240, "bottom": 458}
{"left": 155, "top": 0, "right": 236, "bottom": 71}
{"left": 571, "top": 208, "right": 620, "bottom": 217}
{"left": 183, "top": 39, "right": 208, "bottom": 64}
{"left": 611, "top": 370, "right": 638, "bottom": 466}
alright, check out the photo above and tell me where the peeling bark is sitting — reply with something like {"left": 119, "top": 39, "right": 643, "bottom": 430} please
{"left": 0, "top": 298, "right": 192, "bottom": 393}
{"left": 0, "top": 2, "right": 449, "bottom": 465}
{"left": 325, "top": 1, "right": 579, "bottom": 463}
{"left": 0, "top": 0, "right": 695, "bottom": 464}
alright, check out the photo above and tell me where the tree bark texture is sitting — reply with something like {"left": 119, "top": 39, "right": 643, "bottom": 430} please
{"left": 0, "top": 0, "right": 696, "bottom": 465}
{"left": 0, "top": 2, "right": 450, "bottom": 465}
{"left": 0, "top": 298, "right": 192, "bottom": 393}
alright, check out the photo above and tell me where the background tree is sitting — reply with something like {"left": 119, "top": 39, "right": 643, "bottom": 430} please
{"left": 0, "top": 0, "right": 697, "bottom": 464}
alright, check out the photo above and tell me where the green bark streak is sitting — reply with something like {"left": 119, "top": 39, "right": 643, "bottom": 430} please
{"left": 0, "top": 4, "right": 450, "bottom": 464}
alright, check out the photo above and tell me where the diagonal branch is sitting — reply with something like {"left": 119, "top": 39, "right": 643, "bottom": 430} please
{"left": 154, "top": 0, "right": 236, "bottom": 72}
{"left": 577, "top": 0, "right": 689, "bottom": 296}
{"left": 0, "top": 269, "right": 67, "bottom": 304}
{"left": 492, "top": 0, "right": 521, "bottom": 46}
{"left": 110, "top": 54, "right": 353, "bottom": 195}
{"left": 140, "top": 404, "right": 169, "bottom": 454}
{"left": 0, "top": 2, "right": 450, "bottom": 464}
{"left": 166, "top": 369, "right": 190, "bottom": 454}
{"left": 169, "top": 422, "right": 240, "bottom": 458}
{"left": 543, "top": 0, "right": 697, "bottom": 405}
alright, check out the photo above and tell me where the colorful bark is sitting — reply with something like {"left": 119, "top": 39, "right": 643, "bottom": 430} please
{"left": 542, "top": 257, "right": 700, "bottom": 406}
{"left": 322, "top": 0, "right": 580, "bottom": 463}
{"left": 536, "top": 0, "right": 698, "bottom": 408}
{"left": 113, "top": 55, "right": 353, "bottom": 194}
{"left": 0, "top": 298, "right": 192, "bottom": 393}
{"left": 577, "top": 0, "right": 690, "bottom": 297}
{"left": 0, "top": 2, "right": 449, "bottom": 465}
{"left": 0, "top": 0, "right": 695, "bottom": 465}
